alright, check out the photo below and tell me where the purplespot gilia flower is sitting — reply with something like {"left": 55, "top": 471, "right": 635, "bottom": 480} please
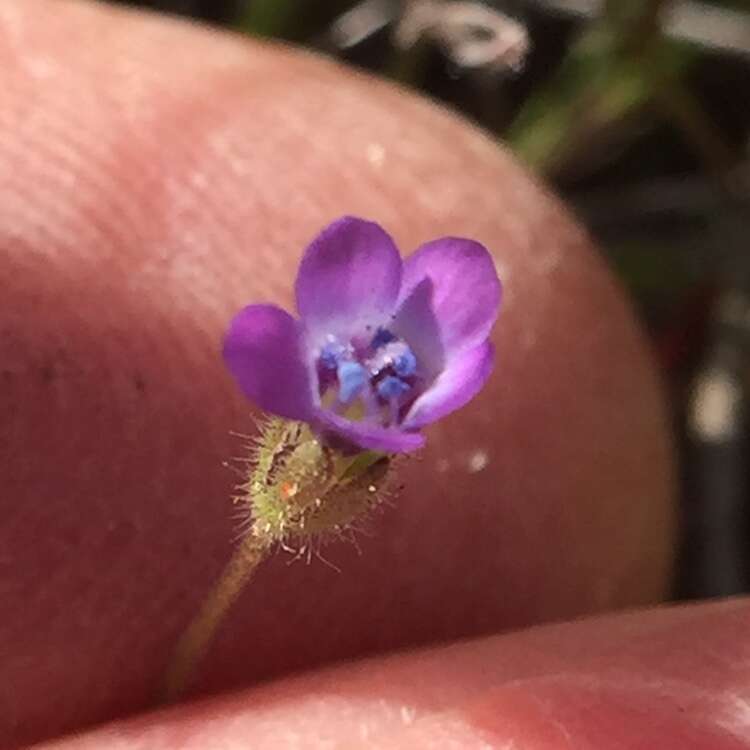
{"left": 163, "top": 217, "right": 501, "bottom": 700}
{"left": 223, "top": 216, "right": 501, "bottom": 454}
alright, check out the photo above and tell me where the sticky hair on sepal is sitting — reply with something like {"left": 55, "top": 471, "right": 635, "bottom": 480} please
{"left": 239, "top": 417, "right": 394, "bottom": 547}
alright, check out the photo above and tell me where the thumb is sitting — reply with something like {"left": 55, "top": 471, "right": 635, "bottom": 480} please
{"left": 35, "top": 598, "right": 750, "bottom": 749}
{"left": 2, "top": 0, "right": 674, "bottom": 746}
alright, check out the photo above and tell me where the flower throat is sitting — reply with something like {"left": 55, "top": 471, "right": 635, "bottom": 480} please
{"left": 316, "top": 326, "right": 420, "bottom": 426}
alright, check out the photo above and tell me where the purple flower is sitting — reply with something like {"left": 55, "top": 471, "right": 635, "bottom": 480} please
{"left": 223, "top": 217, "right": 501, "bottom": 453}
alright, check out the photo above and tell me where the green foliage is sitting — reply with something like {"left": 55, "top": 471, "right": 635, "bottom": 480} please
{"left": 508, "top": 0, "right": 695, "bottom": 174}
{"left": 236, "top": 0, "right": 353, "bottom": 41}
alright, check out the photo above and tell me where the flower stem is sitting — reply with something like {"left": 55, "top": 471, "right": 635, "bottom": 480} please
{"left": 161, "top": 530, "right": 270, "bottom": 703}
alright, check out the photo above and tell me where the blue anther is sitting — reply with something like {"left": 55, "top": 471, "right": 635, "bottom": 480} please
{"left": 337, "top": 361, "right": 368, "bottom": 403}
{"left": 371, "top": 327, "right": 396, "bottom": 349}
{"left": 319, "top": 342, "right": 343, "bottom": 370}
{"left": 376, "top": 375, "right": 410, "bottom": 400}
{"left": 393, "top": 347, "right": 417, "bottom": 378}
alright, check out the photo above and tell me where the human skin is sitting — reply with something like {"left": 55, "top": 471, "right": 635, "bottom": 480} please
{"left": 0, "top": 0, "right": 686, "bottom": 747}
{"left": 34, "top": 599, "right": 750, "bottom": 749}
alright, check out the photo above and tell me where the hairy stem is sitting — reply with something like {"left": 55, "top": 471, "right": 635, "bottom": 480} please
{"left": 161, "top": 530, "right": 271, "bottom": 702}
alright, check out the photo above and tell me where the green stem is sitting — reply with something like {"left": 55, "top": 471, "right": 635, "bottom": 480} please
{"left": 161, "top": 531, "right": 270, "bottom": 703}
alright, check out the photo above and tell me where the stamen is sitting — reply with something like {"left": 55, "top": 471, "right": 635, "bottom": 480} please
{"left": 319, "top": 341, "right": 344, "bottom": 370}
{"left": 393, "top": 348, "right": 417, "bottom": 378}
{"left": 371, "top": 327, "right": 396, "bottom": 349}
{"left": 376, "top": 375, "right": 411, "bottom": 401}
{"left": 337, "top": 361, "right": 368, "bottom": 403}
{"left": 318, "top": 328, "right": 421, "bottom": 427}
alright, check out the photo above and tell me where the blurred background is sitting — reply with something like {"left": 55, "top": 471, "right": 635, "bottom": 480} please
{"left": 111, "top": 0, "right": 750, "bottom": 601}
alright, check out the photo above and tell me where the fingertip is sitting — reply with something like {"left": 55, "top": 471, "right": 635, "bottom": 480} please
{"left": 35, "top": 599, "right": 750, "bottom": 750}
{"left": 2, "top": 0, "right": 675, "bottom": 744}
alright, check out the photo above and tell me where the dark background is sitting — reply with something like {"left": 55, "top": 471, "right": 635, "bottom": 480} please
{"left": 110, "top": 0, "right": 750, "bottom": 601}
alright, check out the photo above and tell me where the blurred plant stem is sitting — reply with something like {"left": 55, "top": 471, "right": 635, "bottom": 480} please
{"left": 508, "top": 0, "right": 696, "bottom": 175}
{"left": 388, "top": 37, "right": 433, "bottom": 85}
{"left": 237, "top": 0, "right": 297, "bottom": 37}
{"left": 656, "top": 81, "right": 740, "bottom": 185}
{"left": 237, "top": 0, "right": 354, "bottom": 41}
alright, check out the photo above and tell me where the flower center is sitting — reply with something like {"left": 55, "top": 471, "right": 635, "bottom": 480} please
{"left": 316, "top": 327, "right": 421, "bottom": 426}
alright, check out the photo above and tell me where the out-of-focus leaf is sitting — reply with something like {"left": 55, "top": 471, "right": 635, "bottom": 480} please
{"left": 236, "top": 0, "right": 353, "bottom": 41}
{"left": 508, "top": 2, "right": 695, "bottom": 174}
{"left": 236, "top": 0, "right": 298, "bottom": 37}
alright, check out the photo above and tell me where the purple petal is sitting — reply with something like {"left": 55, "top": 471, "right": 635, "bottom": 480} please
{"left": 390, "top": 278, "right": 444, "bottom": 379}
{"left": 295, "top": 217, "right": 402, "bottom": 337}
{"left": 223, "top": 304, "right": 314, "bottom": 421}
{"left": 399, "top": 237, "right": 501, "bottom": 356}
{"left": 402, "top": 342, "right": 495, "bottom": 429}
{"left": 315, "top": 410, "right": 424, "bottom": 453}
